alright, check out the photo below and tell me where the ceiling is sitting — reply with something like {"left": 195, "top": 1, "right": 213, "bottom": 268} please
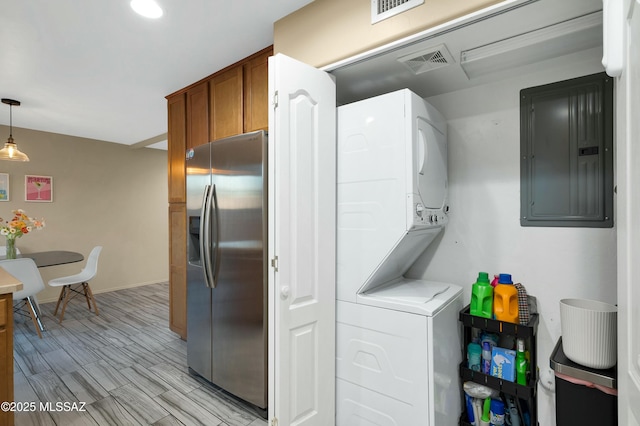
{"left": 1, "top": 0, "right": 603, "bottom": 152}
{"left": 0, "top": 0, "right": 313, "bottom": 150}
{"left": 330, "top": 0, "right": 603, "bottom": 106}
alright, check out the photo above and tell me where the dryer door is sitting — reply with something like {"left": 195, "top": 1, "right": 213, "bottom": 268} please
{"left": 415, "top": 117, "right": 447, "bottom": 210}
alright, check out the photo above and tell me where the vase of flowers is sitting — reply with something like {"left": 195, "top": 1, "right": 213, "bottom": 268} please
{"left": 0, "top": 209, "right": 46, "bottom": 259}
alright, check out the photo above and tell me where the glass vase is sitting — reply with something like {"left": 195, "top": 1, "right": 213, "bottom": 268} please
{"left": 5, "top": 237, "right": 17, "bottom": 259}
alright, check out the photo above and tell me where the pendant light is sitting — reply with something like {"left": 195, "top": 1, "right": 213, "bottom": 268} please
{"left": 0, "top": 98, "right": 29, "bottom": 162}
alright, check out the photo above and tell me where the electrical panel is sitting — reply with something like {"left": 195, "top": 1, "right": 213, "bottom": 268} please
{"left": 520, "top": 72, "right": 614, "bottom": 228}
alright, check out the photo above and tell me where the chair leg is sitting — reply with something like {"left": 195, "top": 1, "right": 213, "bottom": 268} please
{"left": 58, "top": 285, "right": 72, "bottom": 323}
{"left": 85, "top": 283, "right": 99, "bottom": 316}
{"left": 24, "top": 298, "right": 43, "bottom": 339}
{"left": 53, "top": 287, "right": 66, "bottom": 316}
{"left": 82, "top": 283, "right": 92, "bottom": 310}
{"left": 27, "top": 297, "right": 46, "bottom": 332}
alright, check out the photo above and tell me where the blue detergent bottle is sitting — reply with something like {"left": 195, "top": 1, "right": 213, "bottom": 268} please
{"left": 490, "top": 398, "right": 506, "bottom": 425}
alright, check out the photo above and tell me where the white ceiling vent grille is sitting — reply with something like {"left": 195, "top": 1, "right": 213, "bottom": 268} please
{"left": 371, "top": 0, "right": 424, "bottom": 24}
{"left": 397, "top": 44, "right": 455, "bottom": 75}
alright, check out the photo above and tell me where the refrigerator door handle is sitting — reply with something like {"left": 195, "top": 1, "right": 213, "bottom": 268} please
{"left": 210, "top": 184, "right": 220, "bottom": 288}
{"left": 201, "top": 185, "right": 215, "bottom": 288}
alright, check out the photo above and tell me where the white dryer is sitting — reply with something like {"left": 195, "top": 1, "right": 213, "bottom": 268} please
{"left": 336, "top": 89, "right": 462, "bottom": 426}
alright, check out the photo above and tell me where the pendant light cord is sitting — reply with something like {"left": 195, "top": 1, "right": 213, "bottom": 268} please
{"left": 8, "top": 103, "right": 12, "bottom": 138}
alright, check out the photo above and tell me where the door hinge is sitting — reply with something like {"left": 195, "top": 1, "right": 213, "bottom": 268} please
{"left": 270, "top": 417, "right": 278, "bottom": 426}
{"left": 273, "top": 91, "right": 279, "bottom": 108}
{"left": 271, "top": 256, "right": 279, "bottom": 272}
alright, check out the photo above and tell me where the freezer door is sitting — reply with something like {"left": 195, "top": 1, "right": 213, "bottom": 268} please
{"left": 209, "top": 131, "right": 267, "bottom": 409}
{"left": 186, "top": 143, "right": 213, "bottom": 382}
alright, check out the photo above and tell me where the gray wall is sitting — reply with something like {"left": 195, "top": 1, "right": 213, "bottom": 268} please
{"left": 0, "top": 125, "right": 168, "bottom": 303}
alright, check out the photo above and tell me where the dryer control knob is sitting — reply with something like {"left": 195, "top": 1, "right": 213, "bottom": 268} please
{"left": 416, "top": 203, "right": 425, "bottom": 217}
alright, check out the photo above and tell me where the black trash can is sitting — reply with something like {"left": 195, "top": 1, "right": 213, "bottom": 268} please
{"left": 550, "top": 338, "right": 618, "bottom": 426}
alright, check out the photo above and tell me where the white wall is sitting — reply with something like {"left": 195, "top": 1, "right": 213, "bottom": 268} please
{"left": 409, "top": 48, "right": 615, "bottom": 425}
{"left": 0, "top": 126, "right": 168, "bottom": 303}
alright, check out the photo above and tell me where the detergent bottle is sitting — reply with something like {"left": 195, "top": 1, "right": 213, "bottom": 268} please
{"left": 493, "top": 273, "right": 519, "bottom": 323}
{"left": 467, "top": 342, "right": 482, "bottom": 371}
{"left": 491, "top": 275, "right": 499, "bottom": 287}
{"left": 490, "top": 398, "right": 506, "bottom": 425}
{"left": 482, "top": 341, "right": 492, "bottom": 374}
{"left": 470, "top": 272, "right": 493, "bottom": 318}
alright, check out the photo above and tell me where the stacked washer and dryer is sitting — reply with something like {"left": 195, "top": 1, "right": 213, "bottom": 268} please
{"left": 336, "top": 89, "right": 462, "bottom": 426}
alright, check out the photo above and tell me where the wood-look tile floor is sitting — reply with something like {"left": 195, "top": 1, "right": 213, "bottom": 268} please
{"left": 13, "top": 282, "right": 268, "bottom": 426}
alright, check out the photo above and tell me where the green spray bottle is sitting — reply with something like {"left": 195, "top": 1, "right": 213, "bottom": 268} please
{"left": 480, "top": 397, "right": 491, "bottom": 426}
{"left": 516, "top": 338, "right": 529, "bottom": 385}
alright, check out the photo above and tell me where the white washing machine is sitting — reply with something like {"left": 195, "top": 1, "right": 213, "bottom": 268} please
{"left": 336, "top": 89, "right": 462, "bottom": 426}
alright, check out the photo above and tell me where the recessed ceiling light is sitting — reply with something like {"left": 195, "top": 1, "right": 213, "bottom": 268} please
{"left": 130, "top": 0, "right": 163, "bottom": 19}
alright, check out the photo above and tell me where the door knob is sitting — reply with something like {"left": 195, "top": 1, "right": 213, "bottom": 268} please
{"left": 280, "top": 286, "right": 290, "bottom": 300}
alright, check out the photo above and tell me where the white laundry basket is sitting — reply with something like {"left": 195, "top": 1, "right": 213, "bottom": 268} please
{"left": 560, "top": 298, "right": 617, "bottom": 369}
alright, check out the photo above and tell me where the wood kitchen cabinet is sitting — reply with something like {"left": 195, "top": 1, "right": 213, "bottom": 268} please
{"left": 0, "top": 271, "right": 22, "bottom": 426}
{"left": 186, "top": 81, "right": 210, "bottom": 149}
{"left": 167, "top": 93, "right": 186, "bottom": 204}
{"left": 0, "top": 294, "right": 13, "bottom": 426}
{"left": 169, "top": 203, "right": 187, "bottom": 339}
{"left": 167, "top": 92, "right": 187, "bottom": 338}
{"left": 243, "top": 48, "right": 270, "bottom": 132}
{"left": 210, "top": 66, "right": 243, "bottom": 140}
{"left": 166, "top": 46, "right": 273, "bottom": 340}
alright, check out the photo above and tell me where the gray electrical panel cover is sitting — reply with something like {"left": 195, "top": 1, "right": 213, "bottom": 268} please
{"left": 520, "top": 72, "right": 613, "bottom": 228}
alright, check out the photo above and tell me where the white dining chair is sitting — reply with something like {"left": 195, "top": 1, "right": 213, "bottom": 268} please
{"left": 0, "top": 258, "right": 45, "bottom": 338}
{"left": 48, "top": 246, "right": 102, "bottom": 323}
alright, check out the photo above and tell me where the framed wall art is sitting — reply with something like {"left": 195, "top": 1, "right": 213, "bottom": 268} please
{"left": 25, "top": 175, "right": 53, "bottom": 202}
{"left": 0, "top": 173, "right": 9, "bottom": 201}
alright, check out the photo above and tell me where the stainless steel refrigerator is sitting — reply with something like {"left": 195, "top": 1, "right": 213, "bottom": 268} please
{"left": 186, "top": 130, "right": 267, "bottom": 409}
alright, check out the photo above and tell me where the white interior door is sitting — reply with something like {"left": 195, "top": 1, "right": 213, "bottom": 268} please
{"left": 268, "top": 53, "right": 337, "bottom": 426}
{"left": 615, "top": 0, "right": 640, "bottom": 424}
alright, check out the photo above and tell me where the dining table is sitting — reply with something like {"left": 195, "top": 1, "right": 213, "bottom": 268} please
{"left": 1, "top": 250, "right": 85, "bottom": 332}
{"left": 20, "top": 250, "right": 84, "bottom": 268}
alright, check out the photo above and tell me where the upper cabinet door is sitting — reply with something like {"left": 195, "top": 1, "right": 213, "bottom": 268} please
{"left": 244, "top": 49, "right": 271, "bottom": 132}
{"left": 268, "top": 53, "right": 336, "bottom": 426}
{"left": 210, "top": 66, "right": 243, "bottom": 141}
{"left": 186, "top": 81, "right": 210, "bottom": 149}
{"left": 167, "top": 93, "right": 186, "bottom": 203}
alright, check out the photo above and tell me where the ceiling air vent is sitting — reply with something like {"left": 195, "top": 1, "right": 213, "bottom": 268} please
{"left": 371, "top": 0, "right": 424, "bottom": 24}
{"left": 397, "top": 44, "right": 455, "bottom": 75}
